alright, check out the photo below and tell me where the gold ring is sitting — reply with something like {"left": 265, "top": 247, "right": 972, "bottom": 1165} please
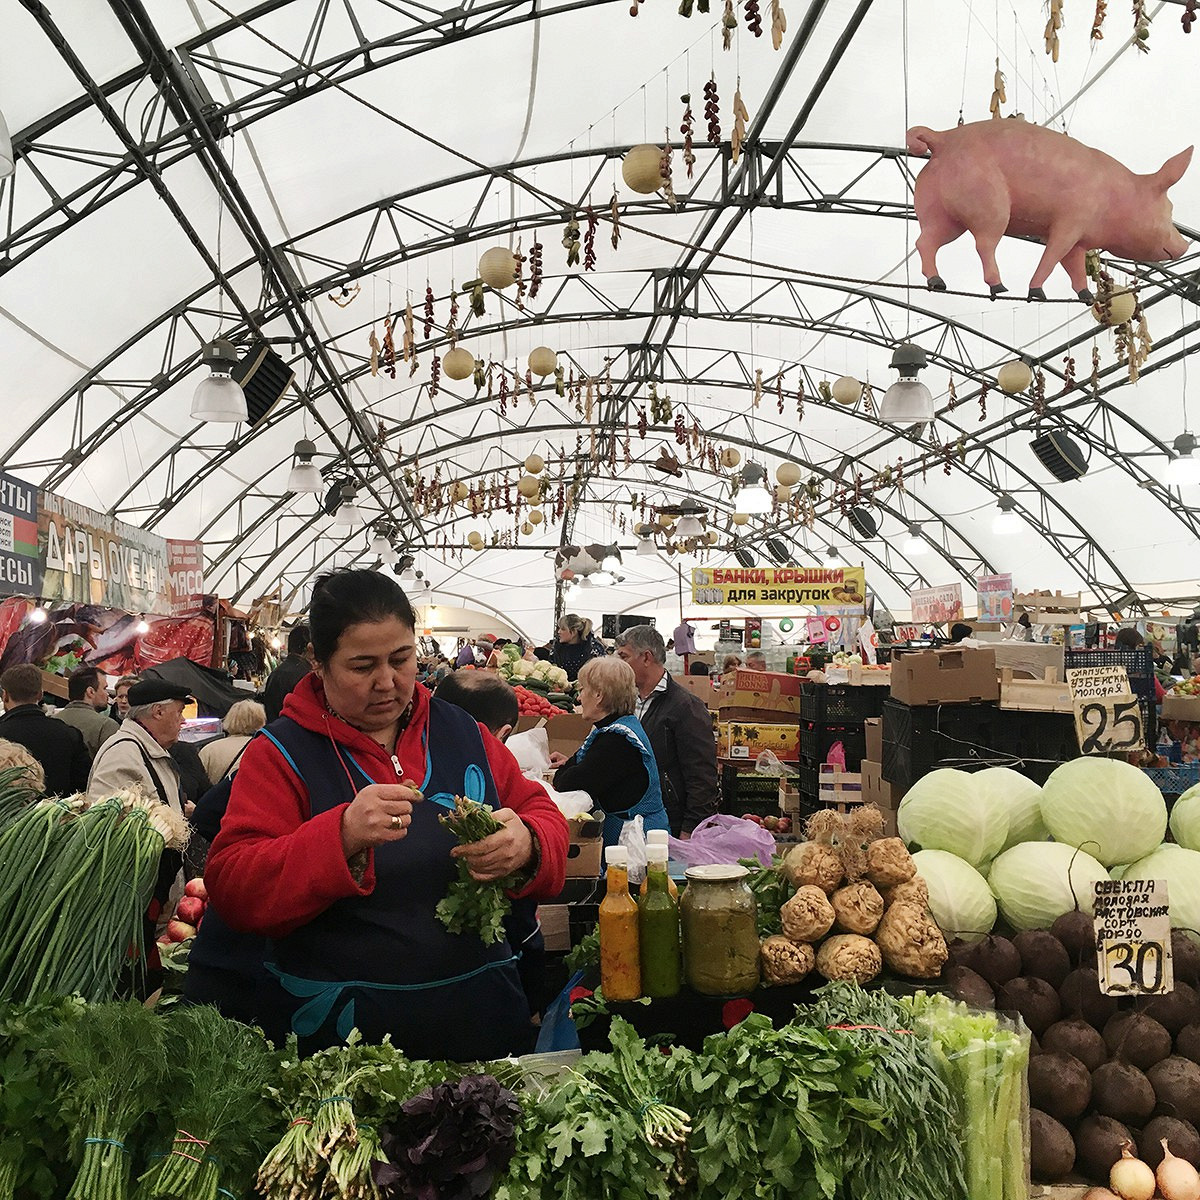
{"left": 391, "top": 814, "right": 403, "bottom": 831}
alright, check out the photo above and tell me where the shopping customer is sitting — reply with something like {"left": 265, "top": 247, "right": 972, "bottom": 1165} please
{"left": 109, "top": 674, "right": 139, "bottom": 723}
{"left": 550, "top": 656, "right": 669, "bottom": 849}
{"left": 55, "top": 665, "right": 119, "bottom": 758}
{"left": 615, "top": 624, "right": 720, "bottom": 837}
{"left": 262, "top": 625, "right": 311, "bottom": 721}
{"left": 0, "top": 665, "right": 90, "bottom": 795}
{"left": 205, "top": 569, "right": 568, "bottom": 1058}
{"left": 199, "top": 699, "right": 267, "bottom": 785}
{"left": 550, "top": 613, "right": 607, "bottom": 682}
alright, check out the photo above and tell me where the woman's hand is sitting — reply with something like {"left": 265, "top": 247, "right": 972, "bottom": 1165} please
{"left": 451, "top": 808, "right": 534, "bottom": 881}
{"left": 547, "top": 751, "right": 569, "bottom": 769}
{"left": 340, "top": 783, "right": 423, "bottom": 858}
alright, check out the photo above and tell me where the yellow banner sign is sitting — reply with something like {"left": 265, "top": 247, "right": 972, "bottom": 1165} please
{"left": 691, "top": 566, "right": 867, "bottom": 607}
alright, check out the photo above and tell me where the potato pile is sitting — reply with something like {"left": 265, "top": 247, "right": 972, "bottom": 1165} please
{"left": 758, "top": 804, "right": 949, "bottom": 987}
{"left": 942, "top": 914, "right": 1200, "bottom": 1186}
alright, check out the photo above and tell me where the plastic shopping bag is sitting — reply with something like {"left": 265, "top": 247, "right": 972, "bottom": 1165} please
{"left": 668, "top": 813, "right": 776, "bottom": 869}
{"left": 618, "top": 815, "right": 648, "bottom": 884}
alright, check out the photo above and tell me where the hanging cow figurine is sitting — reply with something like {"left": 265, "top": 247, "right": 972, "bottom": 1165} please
{"left": 906, "top": 119, "right": 1191, "bottom": 301}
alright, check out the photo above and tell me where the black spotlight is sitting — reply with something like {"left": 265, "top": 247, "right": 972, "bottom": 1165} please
{"left": 849, "top": 506, "right": 878, "bottom": 538}
{"left": 1030, "top": 430, "right": 1089, "bottom": 481}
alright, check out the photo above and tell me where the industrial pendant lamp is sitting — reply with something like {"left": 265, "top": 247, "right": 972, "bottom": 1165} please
{"left": 902, "top": 523, "right": 928, "bottom": 556}
{"left": 329, "top": 483, "right": 363, "bottom": 528}
{"left": 993, "top": 493, "right": 1020, "bottom": 534}
{"left": 736, "top": 462, "right": 772, "bottom": 514}
{"left": 286, "top": 439, "right": 323, "bottom": 493}
{"left": 879, "top": 343, "right": 935, "bottom": 424}
{"left": 190, "top": 338, "right": 248, "bottom": 422}
{"left": 0, "top": 108, "right": 14, "bottom": 178}
{"left": 1167, "top": 433, "right": 1200, "bottom": 486}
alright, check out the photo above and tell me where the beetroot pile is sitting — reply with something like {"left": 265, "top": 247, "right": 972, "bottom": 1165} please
{"left": 944, "top": 911, "right": 1200, "bottom": 1187}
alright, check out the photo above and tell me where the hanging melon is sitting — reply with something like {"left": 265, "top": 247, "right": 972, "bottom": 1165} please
{"left": 478, "top": 247, "right": 518, "bottom": 289}
{"left": 443, "top": 347, "right": 475, "bottom": 380}
{"left": 622, "top": 144, "right": 664, "bottom": 194}
{"left": 831, "top": 376, "right": 862, "bottom": 405}
{"left": 528, "top": 347, "right": 557, "bottom": 377}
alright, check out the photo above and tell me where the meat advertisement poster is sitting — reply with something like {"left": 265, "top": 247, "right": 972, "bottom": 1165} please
{"left": 37, "top": 489, "right": 171, "bottom": 614}
{"left": 167, "top": 539, "right": 206, "bottom": 615}
{"left": 0, "top": 473, "right": 42, "bottom": 598}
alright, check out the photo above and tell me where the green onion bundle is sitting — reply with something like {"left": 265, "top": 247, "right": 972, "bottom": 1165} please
{"left": 51, "top": 1002, "right": 167, "bottom": 1200}
{"left": 435, "top": 795, "right": 515, "bottom": 945}
{"left": 136, "top": 1006, "right": 278, "bottom": 1200}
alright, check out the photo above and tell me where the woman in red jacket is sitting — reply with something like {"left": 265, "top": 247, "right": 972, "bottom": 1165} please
{"left": 205, "top": 570, "right": 568, "bottom": 1059}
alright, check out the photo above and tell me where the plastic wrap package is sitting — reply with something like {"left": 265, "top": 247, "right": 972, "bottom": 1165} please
{"left": 617, "top": 815, "right": 647, "bottom": 884}
{"left": 668, "top": 813, "right": 776, "bottom": 868}
{"left": 507, "top": 726, "right": 551, "bottom": 775}
{"left": 752, "top": 750, "right": 798, "bottom": 778}
{"left": 907, "top": 992, "right": 1031, "bottom": 1200}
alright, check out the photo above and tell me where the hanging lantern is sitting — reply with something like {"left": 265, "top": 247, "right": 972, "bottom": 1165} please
{"left": 775, "top": 484, "right": 791, "bottom": 502}
{"left": 443, "top": 347, "right": 475, "bottom": 380}
{"left": 521, "top": 521, "right": 534, "bottom": 535}
{"left": 528, "top": 509, "right": 544, "bottom": 525}
{"left": 996, "top": 360, "right": 1034, "bottom": 394}
{"left": 478, "top": 247, "right": 518, "bottom": 289}
{"left": 450, "top": 481, "right": 470, "bottom": 502}
{"left": 516, "top": 474, "right": 541, "bottom": 499}
{"left": 622, "top": 144, "right": 665, "bottom": 194}
{"left": 831, "top": 376, "right": 863, "bottom": 406}
{"left": 775, "top": 461, "right": 802, "bottom": 486}
{"left": 719, "top": 447, "right": 741, "bottom": 469}
{"left": 1092, "top": 290, "right": 1137, "bottom": 326}
{"left": 732, "top": 512, "right": 750, "bottom": 526}
{"left": 528, "top": 347, "right": 557, "bottom": 377}
{"left": 524, "top": 453, "right": 545, "bottom": 474}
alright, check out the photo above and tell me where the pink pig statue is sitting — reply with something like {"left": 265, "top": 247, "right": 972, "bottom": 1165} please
{"left": 906, "top": 119, "right": 1191, "bottom": 301}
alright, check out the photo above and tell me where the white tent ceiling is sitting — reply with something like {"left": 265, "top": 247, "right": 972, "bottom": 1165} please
{"left": 1, "top": 0, "right": 1198, "bottom": 639}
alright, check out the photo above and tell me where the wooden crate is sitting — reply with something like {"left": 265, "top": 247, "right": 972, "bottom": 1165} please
{"left": 817, "top": 765, "right": 862, "bottom": 812}
{"left": 999, "top": 667, "right": 1074, "bottom": 714}
{"left": 1015, "top": 590, "right": 1082, "bottom": 611}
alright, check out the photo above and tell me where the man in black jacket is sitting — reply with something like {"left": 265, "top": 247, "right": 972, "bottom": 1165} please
{"left": 262, "top": 624, "right": 311, "bottom": 722}
{"left": 615, "top": 624, "right": 720, "bottom": 836}
{"left": 0, "top": 664, "right": 90, "bottom": 795}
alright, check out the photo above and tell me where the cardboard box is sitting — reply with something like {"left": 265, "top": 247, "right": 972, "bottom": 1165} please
{"left": 673, "top": 674, "right": 720, "bottom": 710}
{"left": 546, "top": 713, "right": 593, "bottom": 759}
{"left": 991, "top": 641, "right": 1065, "bottom": 681}
{"left": 538, "top": 903, "right": 570, "bottom": 952}
{"left": 564, "top": 837, "right": 603, "bottom": 878}
{"left": 1162, "top": 694, "right": 1200, "bottom": 722}
{"left": 861, "top": 759, "right": 901, "bottom": 812}
{"left": 722, "top": 721, "right": 800, "bottom": 762}
{"left": 890, "top": 647, "right": 999, "bottom": 706}
{"left": 716, "top": 669, "right": 802, "bottom": 717}
{"left": 865, "top": 717, "right": 883, "bottom": 763}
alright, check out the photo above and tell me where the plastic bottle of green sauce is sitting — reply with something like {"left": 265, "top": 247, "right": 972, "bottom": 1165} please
{"left": 638, "top": 845, "right": 681, "bottom": 998}
{"left": 639, "top": 830, "right": 678, "bottom": 898}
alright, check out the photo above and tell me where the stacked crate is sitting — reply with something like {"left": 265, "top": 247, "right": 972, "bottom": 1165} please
{"left": 798, "top": 670, "right": 888, "bottom": 809}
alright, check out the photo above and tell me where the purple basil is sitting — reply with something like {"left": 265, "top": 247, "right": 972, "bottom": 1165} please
{"left": 372, "top": 1074, "right": 521, "bottom": 1200}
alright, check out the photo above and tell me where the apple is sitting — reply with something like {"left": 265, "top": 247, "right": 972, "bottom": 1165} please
{"left": 176, "top": 896, "right": 205, "bottom": 925}
{"left": 777, "top": 817, "right": 792, "bottom": 834}
{"left": 763, "top": 815, "right": 779, "bottom": 831}
{"left": 184, "top": 877, "right": 208, "bottom": 901}
{"left": 165, "top": 919, "right": 197, "bottom": 943}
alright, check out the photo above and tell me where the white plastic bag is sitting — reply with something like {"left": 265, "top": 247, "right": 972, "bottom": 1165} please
{"left": 507, "top": 726, "right": 550, "bottom": 775}
{"left": 618, "top": 815, "right": 648, "bottom": 884}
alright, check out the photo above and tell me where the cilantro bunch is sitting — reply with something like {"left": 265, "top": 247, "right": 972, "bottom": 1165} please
{"left": 436, "top": 797, "right": 515, "bottom": 945}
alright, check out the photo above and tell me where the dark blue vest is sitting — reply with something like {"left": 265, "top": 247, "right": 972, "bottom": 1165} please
{"left": 238, "top": 700, "right": 533, "bottom": 1059}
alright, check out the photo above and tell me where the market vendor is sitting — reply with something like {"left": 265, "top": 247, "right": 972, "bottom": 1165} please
{"left": 550, "top": 656, "right": 670, "bottom": 849}
{"left": 205, "top": 569, "right": 568, "bottom": 1059}
{"left": 550, "top": 613, "right": 608, "bottom": 682}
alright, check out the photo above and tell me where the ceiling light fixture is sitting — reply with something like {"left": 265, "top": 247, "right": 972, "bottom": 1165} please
{"left": 879, "top": 342, "right": 935, "bottom": 424}
{"left": 826, "top": 545, "right": 840, "bottom": 560}
{"left": 636, "top": 536, "right": 657, "bottom": 557}
{"left": 190, "top": 338, "right": 248, "bottom": 423}
{"left": 993, "top": 492, "right": 1020, "bottom": 534}
{"left": 902, "top": 523, "right": 928, "bottom": 556}
{"left": 286, "top": 438, "right": 323, "bottom": 493}
{"left": 736, "top": 462, "right": 772, "bottom": 514}
{"left": 330, "top": 483, "right": 363, "bottom": 528}
{"left": 368, "top": 528, "right": 391, "bottom": 556}
{"left": 0, "top": 108, "right": 14, "bottom": 179}
{"left": 1168, "top": 432, "right": 1200, "bottom": 486}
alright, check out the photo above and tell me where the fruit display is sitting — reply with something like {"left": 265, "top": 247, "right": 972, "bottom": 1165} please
{"left": 513, "top": 685, "right": 567, "bottom": 718}
{"left": 494, "top": 645, "right": 570, "bottom": 693}
{"left": 159, "top": 876, "right": 208, "bottom": 949}
{"left": 740, "top": 812, "right": 792, "bottom": 834}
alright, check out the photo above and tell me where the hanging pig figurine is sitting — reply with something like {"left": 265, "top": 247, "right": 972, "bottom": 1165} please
{"left": 906, "top": 119, "right": 1191, "bottom": 300}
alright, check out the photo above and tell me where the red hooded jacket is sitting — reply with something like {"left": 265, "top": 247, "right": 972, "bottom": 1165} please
{"left": 206, "top": 674, "right": 567, "bottom": 940}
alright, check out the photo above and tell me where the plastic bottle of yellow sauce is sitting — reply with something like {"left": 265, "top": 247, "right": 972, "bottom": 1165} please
{"left": 639, "top": 829, "right": 678, "bottom": 898}
{"left": 599, "top": 846, "right": 641, "bottom": 1001}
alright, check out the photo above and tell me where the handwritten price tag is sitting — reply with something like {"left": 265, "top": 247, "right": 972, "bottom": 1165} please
{"left": 1066, "top": 666, "right": 1146, "bottom": 755}
{"left": 1093, "top": 879, "right": 1173, "bottom": 996}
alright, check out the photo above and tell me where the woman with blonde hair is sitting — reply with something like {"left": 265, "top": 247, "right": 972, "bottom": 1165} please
{"left": 549, "top": 613, "right": 607, "bottom": 682}
{"left": 198, "top": 699, "right": 267, "bottom": 786}
{"left": 550, "top": 656, "right": 669, "bottom": 849}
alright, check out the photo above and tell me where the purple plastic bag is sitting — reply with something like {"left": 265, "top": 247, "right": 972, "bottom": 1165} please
{"left": 668, "top": 813, "right": 776, "bottom": 869}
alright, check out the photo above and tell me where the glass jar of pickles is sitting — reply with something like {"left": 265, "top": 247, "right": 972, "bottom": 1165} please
{"left": 679, "top": 864, "right": 760, "bottom": 995}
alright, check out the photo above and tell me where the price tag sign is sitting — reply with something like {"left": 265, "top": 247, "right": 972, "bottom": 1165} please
{"left": 1066, "top": 666, "right": 1146, "bottom": 755}
{"left": 1093, "top": 879, "right": 1173, "bottom": 996}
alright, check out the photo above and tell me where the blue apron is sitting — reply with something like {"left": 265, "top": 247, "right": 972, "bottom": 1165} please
{"left": 577, "top": 716, "right": 671, "bottom": 848}
{"left": 263, "top": 699, "right": 534, "bottom": 1059}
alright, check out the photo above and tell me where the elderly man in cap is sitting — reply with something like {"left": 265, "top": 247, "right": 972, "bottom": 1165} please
{"left": 86, "top": 677, "right": 193, "bottom": 815}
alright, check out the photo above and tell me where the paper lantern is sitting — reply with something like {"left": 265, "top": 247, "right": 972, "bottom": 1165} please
{"left": 719, "top": 447, "right": 741, "bottom": 469}
{"left": 775, "top": 484, "right": 792, "bottom": 502}
{"left": 1092, "top": 290, "right": 1137, "bottom": 325}
{"left": 521, "top": 521, "right": 534, "bottom": 535}
{"left": 443, "top": 347, "right": 475, "bottom": 380}
{"left": 524, "top": 453, "right": 545, "bottom": 474}
{"left": 996, "top": 360, "right": 1033, "bottom": 394}
{"left": 450, "top": 481, "right": 469, "bottom": 502}
{"left": 622, "top": 144, "right": 664, "bottom": 194}
{"left": 528, "top": 347, "right": 557, "bottom": 377}
{"left": 775, "top": 461, "right": 802, "bottom": 486}
{"left": 516, "top": 474, "right": 541, "bottom": 499}
{"left": 478, "top": 247, "right": 518, "bottom": 290}
{"left": 831, "top": 376, "right": 862, "bottom": 406}
{"left": 732, "top": 512, "right": 750, "bottom": 526}
{"left": 528, "top": 509, "right": 544, "bottom": 526}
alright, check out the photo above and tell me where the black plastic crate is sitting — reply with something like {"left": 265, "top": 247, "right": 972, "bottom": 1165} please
{"left": 800, "top": 721, "right": 866, "bottom": 770}
{"left": 995, "top": 709, "right": 1080, "bottom": 761}
{"left": 720, "top": 763, "right": 787, "bottom": 811}
{"left": 800, "top": 682, "right": 888, "bottom": 723}
{"left": 881, "top": 698, "right": 1000, "bottom": 786}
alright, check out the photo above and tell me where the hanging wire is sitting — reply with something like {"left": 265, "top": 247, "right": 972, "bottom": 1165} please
{"left": 901, "top": 0, "right": 912, "bottom": 331}
{"left": 958, "top": 0, "right": 975, "bottom": 122}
